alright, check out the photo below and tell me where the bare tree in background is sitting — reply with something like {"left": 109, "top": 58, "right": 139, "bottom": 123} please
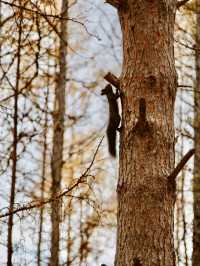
{"left": 7, "top": 7, "right": 23, "bottom": 266}
{"left": 175, "top": 96, "right": 189, "bottom": 266}
{"left": 50, "top": 0, "right": 68, "bottom": 265}
{"left": 37, "top": 68, "right": 50, "bottom": 265}
{"left": 0, "top": 1, "right": 110, "bottom": 264}
{"left": 193, "top": 0, "right": 200, "bottom": 264}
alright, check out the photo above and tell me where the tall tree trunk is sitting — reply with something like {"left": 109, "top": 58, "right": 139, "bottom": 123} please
{"left": 79, "top": 200, "right": 84, "bottom": 266}
{"left": 193, "top": 0, "right": 200, "bottom": 264}
{"left": 176, "top": 97, "right": 188, "bottom": 266}
{"left": 66, "top": 129, "right": 75, "bottom": 266}
{"left": 109, "top": 1, "right": 177, "bottom": 265}
{"left": 7, "top": 10, "right": 22, "bottom": 266}
{"left": 49, "top": 1, "right": 68, "bottom": 265}
{"left": 66, "top": 200, "right": 72, "bottom": 266}
{"left": 37, "top": 84, "right": 49, "bottom": 266}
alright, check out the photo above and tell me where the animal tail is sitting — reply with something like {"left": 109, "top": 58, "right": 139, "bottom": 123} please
{"left": 107, "top": 127, "right": 116, "bottom": 157}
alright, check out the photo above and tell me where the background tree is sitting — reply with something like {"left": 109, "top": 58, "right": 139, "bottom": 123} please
{"left": 193, "top": 0, "right": 200, "bottom": 264}
{"left": 49, "top": 0, "right": 68, "bottom": 264}
{"left": 0, "top": 1, "right": 119, "bottom": 265}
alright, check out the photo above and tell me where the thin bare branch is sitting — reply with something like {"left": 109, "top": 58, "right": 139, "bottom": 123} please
{"left": 0, "top": 14, "right": 15, "bottom": 27}
{"left": 105, "top": 0, "right": 124, "bottom": 9}
{"left": 1, "top": 0, "right": 99, "bottom": 39}
{"left": 0, "top": 137, "right": 104, "bottom": 219}
{"left": 176, "top": 0, "right": 190, "bottom": 8}
{"left": 168, "top": 149, "right": 195, "bottom": 180}
{"left": 104, "top": 72, "right": 120, "bottom": 89}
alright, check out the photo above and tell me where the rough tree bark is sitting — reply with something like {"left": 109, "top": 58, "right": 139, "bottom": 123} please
{"left": 106, "top": 0, "right": 178, "bottom": 265}
{"left": 49, "top": 1, "right": 68, "bottom": 265}
{"left": 193, "top": 0, "right": 200, "bottom": 264}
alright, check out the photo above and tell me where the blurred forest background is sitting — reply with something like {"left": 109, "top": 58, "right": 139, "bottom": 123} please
{"left": 0, "top": 0, "right": 197, "bottom": 265}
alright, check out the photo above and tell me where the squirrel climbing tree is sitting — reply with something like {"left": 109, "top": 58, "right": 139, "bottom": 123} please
{"left": 101, "top": 84, "right": 121, "bottom": 157}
